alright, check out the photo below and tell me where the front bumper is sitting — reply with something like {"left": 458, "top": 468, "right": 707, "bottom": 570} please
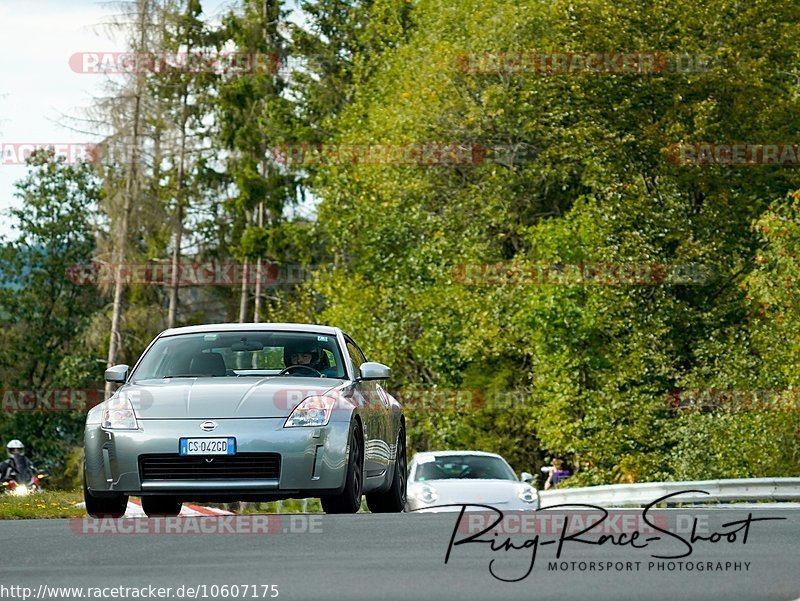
{"left": 406, "top": 499, "right": 539, "bottom": 513}
{"left": 84, "top": 418, "right": 350, "bottom": 499}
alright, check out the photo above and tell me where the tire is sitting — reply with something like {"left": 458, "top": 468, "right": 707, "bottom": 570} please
{"left": 366, "top": 424, "right": 407, "bottom": 513}
{"left": 321, "top": 421, "right": 364, "bottom": 514}
{"left": 83, "top": 471, "right": 128, "bottom": 518}
{"left": 141, "top": 496, "right": 183, "bottom": 517}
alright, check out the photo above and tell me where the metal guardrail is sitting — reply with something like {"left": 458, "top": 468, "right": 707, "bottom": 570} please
{"left": 537, "top": 477, "right": 800, "bottom": 508}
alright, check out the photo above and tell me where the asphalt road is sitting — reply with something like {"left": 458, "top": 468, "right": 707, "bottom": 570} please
{"left": 3, "top": 508, "right": 799, "bottom": 601}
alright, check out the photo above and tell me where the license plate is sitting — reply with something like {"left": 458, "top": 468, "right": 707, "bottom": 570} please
{"left": 179, "top": 437, "right": 236, "bottom": 456}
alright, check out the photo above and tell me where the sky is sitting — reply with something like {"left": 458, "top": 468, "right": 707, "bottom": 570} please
{"left": 0, "top": 0, "right": 301, "bottom": 239}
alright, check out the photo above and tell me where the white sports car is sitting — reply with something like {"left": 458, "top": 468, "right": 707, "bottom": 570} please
{"left": 405, "top": 450, "right": 538, "bottom": 512}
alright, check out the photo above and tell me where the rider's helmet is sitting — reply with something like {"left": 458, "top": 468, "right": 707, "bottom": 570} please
{"left": 6, "top": 440, "right": 24, "bottom": 458}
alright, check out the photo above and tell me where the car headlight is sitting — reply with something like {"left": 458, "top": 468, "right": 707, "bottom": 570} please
{"left": 284, "top": 395, "right": 337, "bottom": 428}
{"left": 410, "top": 483, "right": 438, "bottom": 504}
{"left": 517, "top": 484, "right": 537, "bottom": 504}
{"left": 101, "top": 395, "right": 139, "bottom": 430}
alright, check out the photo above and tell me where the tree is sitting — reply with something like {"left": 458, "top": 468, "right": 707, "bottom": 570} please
{"left": 151, "top": 0, "right": 217, "bottom": 328}
{"left": 213, "top": 0, "right": 304, "bottom": 322}
{"left": 96, "top": 0, "right": 158, "bottom": 395}
{"left": 0, "top": 148, "right": 103, "bottom": 475}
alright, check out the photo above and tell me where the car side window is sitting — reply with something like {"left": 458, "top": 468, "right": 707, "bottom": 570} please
{"left": 345, "top": 339, "right": 367, "bottom": 377}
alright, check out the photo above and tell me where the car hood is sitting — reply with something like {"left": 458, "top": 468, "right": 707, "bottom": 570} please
{"left": 413, "top": 479, "right": 526, "bottom": 505}
{"left": 119, "top": 377, "right": 345, "bottom": 419}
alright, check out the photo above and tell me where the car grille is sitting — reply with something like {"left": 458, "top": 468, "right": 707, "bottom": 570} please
{"left": 139, "top": 453, "right": 281, "bottom": 481}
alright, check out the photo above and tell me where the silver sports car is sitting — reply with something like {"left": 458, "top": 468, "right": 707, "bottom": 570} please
{"left": 83, "top": 323, "right": 406, "bottom": 516}
{"left": 405, "top": 451, "right": 538, "bottom": 512}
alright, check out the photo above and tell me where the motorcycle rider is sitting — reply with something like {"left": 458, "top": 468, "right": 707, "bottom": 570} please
{"left": 0, "top": 440, "right": 35, "bottom": 486}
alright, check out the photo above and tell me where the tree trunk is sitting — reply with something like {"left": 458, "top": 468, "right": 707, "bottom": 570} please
{"left": 167, "top": 200, "right": 183, "bottom": 328}
{"left": 167, "top": 93, "right": 189, "bottom": 329}
{"left": 253, "top": 203, "right": 264, "bottom": 322}
{"left": 239, "top": 256, "right": 250, "bottom": 322}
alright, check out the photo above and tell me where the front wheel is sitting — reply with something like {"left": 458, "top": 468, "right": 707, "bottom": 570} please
{"left": 83, "top": 471, "right": 128, "bottom": 518}
{"left": 321, "top": 421, "right": 364, "bottom": 514}
{"left": 366, "top": 424, "right": 407, "bottom": 513}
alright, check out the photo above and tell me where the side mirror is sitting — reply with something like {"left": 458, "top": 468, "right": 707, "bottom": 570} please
{"left": 104, "top": 364, "right": 129, "bottom": 383}
{"left": 358, "top": 362, "right": 391, "bottom": 381}
{"left": 520, "top": 471, "right": 534, "bottom": 483}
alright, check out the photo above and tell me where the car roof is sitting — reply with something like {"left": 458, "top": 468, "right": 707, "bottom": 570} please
{"left": 160, "top": 322, "right": 340, "bottom": 337}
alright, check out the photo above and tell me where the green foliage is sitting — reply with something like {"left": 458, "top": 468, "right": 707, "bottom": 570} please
{"left": 214, "top": 0, "right": 304, "bottom": 263}
{"left": 0, "top": 150, "right": 103, "bottom": 477}
{"left": 49, "top": 446, "right": 85, "bottom": 491}
{"left": 301, "top": 0, "right": 800, "bottom": 479}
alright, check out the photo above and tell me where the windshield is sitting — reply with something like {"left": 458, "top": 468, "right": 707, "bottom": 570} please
{"left": 131, "top": 331, "right": 346, "bottom": 381}
{"left": 412, "top": 455, "right": 517, "bottom": 482}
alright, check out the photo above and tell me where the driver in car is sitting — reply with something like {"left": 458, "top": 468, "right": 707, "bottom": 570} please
{"left": 284, "top": 340, "right": 336, "bottom": 377}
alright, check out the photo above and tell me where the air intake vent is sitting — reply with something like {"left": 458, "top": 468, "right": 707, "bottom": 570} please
{"left": 139, "top": 453, "right": 281, "bottom": 481}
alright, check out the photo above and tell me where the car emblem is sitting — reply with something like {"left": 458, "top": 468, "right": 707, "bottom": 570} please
{"left": 199, "top": 420, "right": 217, "bottom": 432}
{"left": 205, "top": 458, "right": 214, "bottom": 463}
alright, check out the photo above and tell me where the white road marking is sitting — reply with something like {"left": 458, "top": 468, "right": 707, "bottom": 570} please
{"left": 75, "top": 500, "right": 234, "bottom": 516}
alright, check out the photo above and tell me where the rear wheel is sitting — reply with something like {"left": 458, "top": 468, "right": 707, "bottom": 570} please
{"left": 141, "top": 496, "right": 182, "bottom": 517}
{"left": 83, "top": 471, "right": 128, "bottom": 518}
{"left": 366, "top": 424, "right": 407, "bottom": 513}
{"left": 321, "top": 421, "right": 364, "bottom": 514}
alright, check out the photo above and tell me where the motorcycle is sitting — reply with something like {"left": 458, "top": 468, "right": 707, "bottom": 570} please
{"left": 2, "top": 471, "right": 47, "bottom": 496}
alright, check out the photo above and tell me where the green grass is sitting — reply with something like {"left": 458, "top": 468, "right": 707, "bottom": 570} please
{"left": 0, "top": 490, "right": 84, "bottom": 519}
{"left": 230, "top": 497, "right": 369, "bottom": 513}
{"left": 233, "top": 498, "right": 325, "bottom": 514}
